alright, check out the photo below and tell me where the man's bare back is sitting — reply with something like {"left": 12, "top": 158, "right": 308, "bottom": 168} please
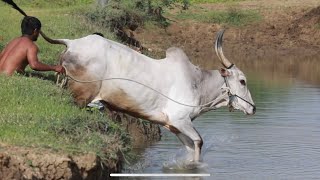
{"left": 0, "top": 16, "right": 64, "bottom": 76}
{"left": 0, "top": 37, "right": 33, "bottom": 75}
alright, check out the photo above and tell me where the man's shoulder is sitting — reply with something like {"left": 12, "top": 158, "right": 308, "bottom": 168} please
{"left": 20, "top": 37, "right": 34, "bottom": 43}
{"left": 5, "top": 37, "right": 38, "bottom": 54}
{"left": 19, "top": 37, "right": 38, "bottom": 50}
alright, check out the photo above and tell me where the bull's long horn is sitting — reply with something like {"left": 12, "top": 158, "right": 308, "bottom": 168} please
{"left": 215, "top": 30, "right": 233, "bottom": 68}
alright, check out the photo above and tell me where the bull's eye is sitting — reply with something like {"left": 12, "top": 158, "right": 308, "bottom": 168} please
{"left": 240, "top": 80, "right": 246, "bottom": 86}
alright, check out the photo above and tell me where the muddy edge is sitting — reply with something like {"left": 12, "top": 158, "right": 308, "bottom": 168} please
{"left": 0, "top": 112, "right": 161, "bottom": 180}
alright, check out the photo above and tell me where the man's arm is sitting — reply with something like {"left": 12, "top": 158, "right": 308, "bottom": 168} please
{"left": 27, "top": 45, "right": 64, "bottom": 73}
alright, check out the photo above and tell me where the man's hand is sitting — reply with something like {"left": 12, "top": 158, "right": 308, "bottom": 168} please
{"left": 54, "top": 65, "right": 65, "bottom": 74}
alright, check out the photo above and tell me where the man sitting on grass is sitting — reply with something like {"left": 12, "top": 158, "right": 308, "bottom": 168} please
{"left": 0, "top": 16, "right": 64, "bottom": 76}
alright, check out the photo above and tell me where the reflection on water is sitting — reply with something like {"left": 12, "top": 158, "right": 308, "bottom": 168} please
{"left": 122, "top": 58, "right": 320, "bottom": 179}
{"left": 236, "top": 57, "right": 320, "bottom": 86}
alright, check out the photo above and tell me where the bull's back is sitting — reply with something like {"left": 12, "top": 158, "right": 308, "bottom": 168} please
{"left": 62, "top": 35, "right": 199, "bottom": 119}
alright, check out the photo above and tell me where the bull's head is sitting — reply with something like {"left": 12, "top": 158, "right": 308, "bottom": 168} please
{"left": 215, "top": 30, "right": 256, "bottom": 115}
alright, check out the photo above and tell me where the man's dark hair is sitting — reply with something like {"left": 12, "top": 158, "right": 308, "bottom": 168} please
{"left": 21, "top": 16, "right": 41, "bottom": 35}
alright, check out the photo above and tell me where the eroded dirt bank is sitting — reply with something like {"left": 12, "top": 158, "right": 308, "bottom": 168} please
{"left": 0, "top": 145, "right": 118, "bottom": 180}
{"left": 135, "top": 0, "right": 320, "bottom": 69}
{"left": 110, "top": 112, "right": 161, "bottom": 148}
{"left": 0, "top": 113, "right": 160, "bottom": 180}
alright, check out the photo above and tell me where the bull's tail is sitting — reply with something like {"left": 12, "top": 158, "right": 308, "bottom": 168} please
{"left": 40, "top": 31, "right": 70, "bottom": 46}
{"left": 1, "top": 0, "right": 27, "bottom": 16}
{"left": 1, "top": 0, "right": 70, "bottom": 46}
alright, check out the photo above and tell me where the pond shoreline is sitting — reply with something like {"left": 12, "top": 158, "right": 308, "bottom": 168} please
{"left": 133, "top": 1, "right": 320, "bottom": 69}
{"left": 0, "top": 113, "right": 161, "bottom": 179}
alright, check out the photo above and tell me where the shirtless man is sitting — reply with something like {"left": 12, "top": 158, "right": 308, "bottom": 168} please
{"left": 0, "top": 16, "right": 64, "bottom": 76}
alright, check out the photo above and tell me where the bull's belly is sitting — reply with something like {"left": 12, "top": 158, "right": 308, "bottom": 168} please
{"left": 100, "top": 87, "right": 163, "bottom": 121}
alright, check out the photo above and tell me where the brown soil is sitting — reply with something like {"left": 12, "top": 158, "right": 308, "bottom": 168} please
{"left": 0, "top": 143, "right": 120, "bottom": 180}
{"left": 134, "top": 0, "right": 320, "bottom": 69}
{"left": 0, "top": 113, "right": 160, "bottom": 180}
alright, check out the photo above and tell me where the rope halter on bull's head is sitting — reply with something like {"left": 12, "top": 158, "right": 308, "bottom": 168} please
{"left": 214, "top": 30, "right": 256, "bottom": 115}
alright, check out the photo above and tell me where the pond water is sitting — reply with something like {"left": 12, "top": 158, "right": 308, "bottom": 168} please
{"left": 122, "top": 58, "right": 320, "bottom": 179}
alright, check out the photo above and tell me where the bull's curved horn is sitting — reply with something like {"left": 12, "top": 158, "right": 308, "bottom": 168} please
{"left": 215, "top": 30, "right": 233, "bottom": 68}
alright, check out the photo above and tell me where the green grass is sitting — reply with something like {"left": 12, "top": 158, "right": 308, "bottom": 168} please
{"left": 176, "top": 8, "right": 261, "bottom": 26}
{"left": 0, "top": 2, "right": 128, "bottom": 161}
{"left": 0, "top": 74, "right": 129, "bottom": 158}
{"left": 0, "top": 3, "right": 115, "bottom": 69}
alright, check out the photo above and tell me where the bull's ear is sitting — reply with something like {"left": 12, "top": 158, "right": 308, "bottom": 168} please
{"left": 220, "top": 68, "right": 231, "bottom": 77}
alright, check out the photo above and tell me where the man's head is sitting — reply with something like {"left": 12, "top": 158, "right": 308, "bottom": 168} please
{"left": 21, "top": 16, "right": 41, "bottom": 41}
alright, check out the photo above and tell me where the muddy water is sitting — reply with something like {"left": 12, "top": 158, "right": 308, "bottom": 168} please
{"left": 123, "top": 58, "right": 320, "bottom": 179}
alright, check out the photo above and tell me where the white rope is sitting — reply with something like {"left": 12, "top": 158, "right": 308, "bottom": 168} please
{"left": 65, "top": 75, "right": 229, "bottom": 108}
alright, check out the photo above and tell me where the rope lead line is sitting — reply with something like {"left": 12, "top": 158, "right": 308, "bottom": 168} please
{"left": 65, "top": 75, "right": 229, "bottom": 108}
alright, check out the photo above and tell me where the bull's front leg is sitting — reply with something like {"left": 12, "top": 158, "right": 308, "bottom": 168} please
{"left": 194, "top": 140, "right": 203, "bottom": 162}
{"left": 171, "top": 119, "right": 204, "bottom": 163}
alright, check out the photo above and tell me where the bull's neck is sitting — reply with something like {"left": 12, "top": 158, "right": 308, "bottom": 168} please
{"left": 198, "top": 69, "right": 227, "bottom": 108}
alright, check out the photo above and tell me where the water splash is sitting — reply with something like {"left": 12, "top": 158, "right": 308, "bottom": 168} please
{"left": 122, "top": 132, "right": 238, "bottom": 173}
{"left": 162, "top": 133, "right": 238, "bottom": 170}
{"left": 162, "top": 148, "right": 208, "bottom": 170}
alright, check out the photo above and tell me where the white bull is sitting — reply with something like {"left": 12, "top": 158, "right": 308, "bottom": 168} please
{"left": 42, "top": 30, "right": 255, "bottom": 162}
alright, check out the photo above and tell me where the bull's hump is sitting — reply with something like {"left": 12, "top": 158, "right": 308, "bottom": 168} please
{"left": 165, "top": 47, "right": 190, "bottom": 63}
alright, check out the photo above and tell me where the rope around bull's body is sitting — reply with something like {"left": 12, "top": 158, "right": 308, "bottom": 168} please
{"left": 64, "top": 74, "right": 229, "bottom": 108}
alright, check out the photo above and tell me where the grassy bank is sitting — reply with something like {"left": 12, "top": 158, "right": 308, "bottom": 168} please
{"left": 174, "top": 0, "right": 262, "bottom": 26}
{"left": 175, "top": 8, "right": 261, "bottom": 26}
{"left": 0, "top": 1, "right": 128, "bottom": 163}
{"left": 0, "top": 75, "right": 129, "bottom": 159}
{"left": 0, "top": 0, "right": 115, "bottom": 69}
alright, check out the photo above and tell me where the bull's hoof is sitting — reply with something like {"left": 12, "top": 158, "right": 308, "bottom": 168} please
{"left": 86, "top": 101, "right": 105, "bottom": 111}
{"left": 163, "top": 160, "right": 206, "bottom": 170}
{"left": 184, "top": 161, "right": 202, "bottom": 170}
